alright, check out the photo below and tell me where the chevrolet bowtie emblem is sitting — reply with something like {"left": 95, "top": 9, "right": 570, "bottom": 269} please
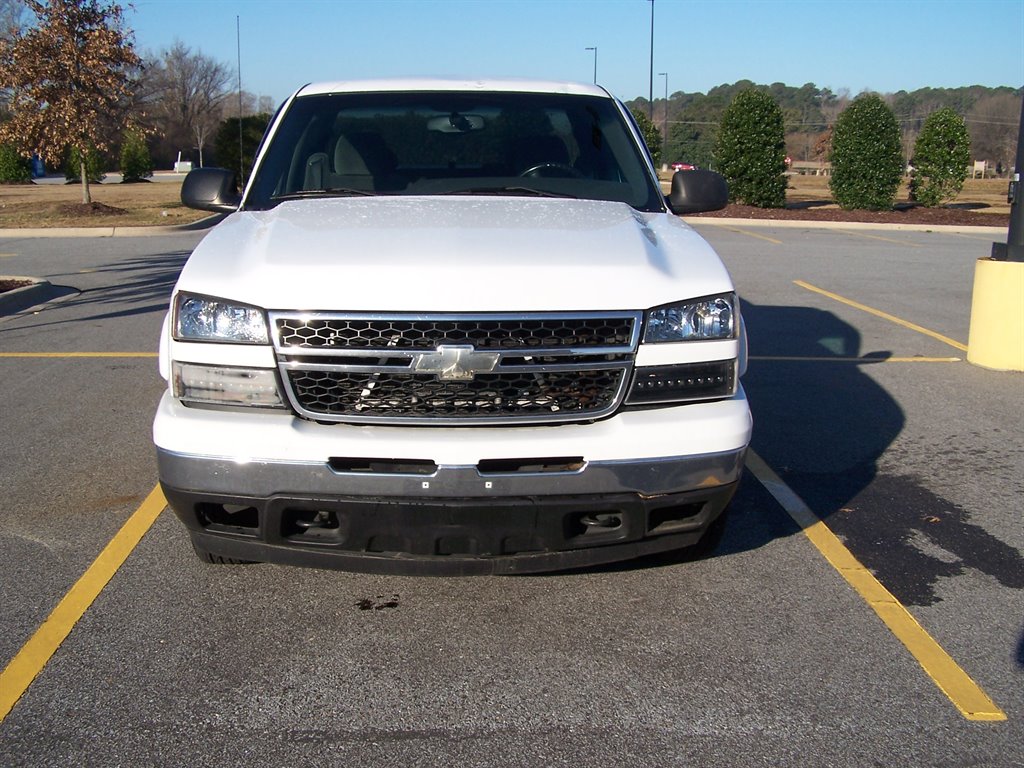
{"left": 412, "top": 344, "right": 500, "bottom": 381}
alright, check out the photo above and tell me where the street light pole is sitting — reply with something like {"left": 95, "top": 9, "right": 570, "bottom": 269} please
{"left": 992, "top": 93, "right": 1024, "bottom": 262}
{"left": 648, "top": 0, "right": 655, "bottom": 121}
{"left": 659, "top": 72, "right": 668, "bottom": 169}
{"left": 585, "top": 47, "right": 598, "bottom": 84}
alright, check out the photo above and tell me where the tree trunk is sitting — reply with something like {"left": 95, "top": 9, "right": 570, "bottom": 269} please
{"left": 80, "top": 156, "right": 91, "bottom": 205}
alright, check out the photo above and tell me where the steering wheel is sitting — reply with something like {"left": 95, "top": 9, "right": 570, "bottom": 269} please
{"left": 519, "top": 162, "right": 585, "bottom": 179}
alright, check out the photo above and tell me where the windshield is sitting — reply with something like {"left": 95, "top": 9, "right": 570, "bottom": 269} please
{"left": 244, "top": 91, "right": 664, "bottom": 212}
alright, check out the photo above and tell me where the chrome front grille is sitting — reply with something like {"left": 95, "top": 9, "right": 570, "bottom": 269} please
{"left": 271, "top": 312, "right": 641, "bottom": 425}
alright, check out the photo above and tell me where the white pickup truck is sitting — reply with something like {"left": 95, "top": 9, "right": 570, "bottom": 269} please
{"left": 154, "top": 79, "right": 752, "bottom": 574}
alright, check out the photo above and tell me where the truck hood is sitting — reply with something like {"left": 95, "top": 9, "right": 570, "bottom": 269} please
{"left": 177, "top": 197, "right": 734, "bottom": 312}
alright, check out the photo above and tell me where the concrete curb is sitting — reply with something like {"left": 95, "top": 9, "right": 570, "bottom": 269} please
{"left": 681, "top": 216, "right": 1007, "bottom": 235}
{"left": 0, "top": 213, "right": 1008, "bottom": 238}
{"left": 0, "top": 276, "right": 56, "bottom": 315}
{"left": 0, "top": 213, "right": 224, "bottom": 239}
{"left": 0, "top": 276, "right": 79, "bottom": 315}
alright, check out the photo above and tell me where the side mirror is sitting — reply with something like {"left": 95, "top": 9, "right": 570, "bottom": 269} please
{"left": 181, "top": 167, "right": 241, "bottom": 213}
{"left": 667, "top": 169, "right": 729, "bottom": 214}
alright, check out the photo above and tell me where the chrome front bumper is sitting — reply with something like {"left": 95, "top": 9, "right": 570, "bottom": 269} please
{"left": 158, "top": 446, "right": 746, "bottom": 575}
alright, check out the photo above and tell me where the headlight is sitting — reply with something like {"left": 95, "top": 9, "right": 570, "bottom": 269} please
{"left": 174, "top": 293, "right": 269, "bottom": 344}
{"left": 644, "top": 293, "right": 735, "bottom": 343}
{"left": 173, "top": 362, "right": 284, "bottom": 408}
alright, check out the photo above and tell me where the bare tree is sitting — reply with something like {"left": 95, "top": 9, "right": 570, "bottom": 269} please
{"left": 967, "top": 92, "right": 1021, "bottom": 172}
{"left": 0, "top": 0, "right": 140, "bottom": 203}
{"left": 149, "top": 40, "right": 232, "bottom": 167}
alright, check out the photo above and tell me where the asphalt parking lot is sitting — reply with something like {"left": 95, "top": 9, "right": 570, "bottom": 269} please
{"left": 0, "top": 221, "right": 1021, "bottom": 766}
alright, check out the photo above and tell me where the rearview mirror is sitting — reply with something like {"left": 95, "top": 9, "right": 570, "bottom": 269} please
{"left": 667, "top": 169, "right": 729, "bottom": 215}
{"left": 427, "top": 113, "right": 485, "bottom": 133}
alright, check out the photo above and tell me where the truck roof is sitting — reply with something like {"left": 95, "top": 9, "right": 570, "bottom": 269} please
{"left": 294, "top": 78, "right": 610, "bottom": 98}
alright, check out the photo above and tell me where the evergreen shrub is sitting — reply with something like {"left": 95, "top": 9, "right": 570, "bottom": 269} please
{"left": 829, "top": 94, "right": 903, "bottom": 210}
{"left": 120, "top": 128, "right": 154, "bottom": 182}
{"left": 714, "top": 89, "right": 787, "bottom": 208}
{"left": 0, "top": 143, "right": 31, "bottom": 183}
{"left": 909, "top": 108, "right": 970, "bottom": 207}
{"left": 64, "top": 145, "right": 106, "bottom": 184}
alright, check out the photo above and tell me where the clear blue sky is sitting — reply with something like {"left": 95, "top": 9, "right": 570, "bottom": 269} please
{"left": 128, "top": 0, "right": 1024, "bottom": 105}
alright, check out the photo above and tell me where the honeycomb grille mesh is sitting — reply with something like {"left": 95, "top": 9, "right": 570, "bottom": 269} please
{"left": 286, "top": 369, "right": 626, "bottom": 420}
{"left": 276, "top": 317, "right": 636, "bottom": 350}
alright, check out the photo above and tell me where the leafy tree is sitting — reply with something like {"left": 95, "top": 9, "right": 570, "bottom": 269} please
{"left": 715, "top": 89, "right": 787, "bottom": 208}
{"left": 120, "top": 126, "right": 153, "bottom": 181}
{"left": 908, "top": 108, "right": 970, "bottom": 206}
{"left": 213, "top": 113, "right": 271, "bottom": 184}
{"left": 0, "top": 142, "right": 30, "bottom": 182}
{"left": 0, "top": 0, "right": 26, "bottom": 121}
{"left": 829, "top": 94, "right": 903, "bottom": 210}
{"left": 0, "top": 0, "right": 140, "bottom": 204}
{"left": 630, "top": 107, "right": 662, "bottom": 167}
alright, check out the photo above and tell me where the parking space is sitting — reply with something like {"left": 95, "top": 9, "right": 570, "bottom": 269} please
{"left": 0, "top": 225, "right": 1021, "bottom": 766}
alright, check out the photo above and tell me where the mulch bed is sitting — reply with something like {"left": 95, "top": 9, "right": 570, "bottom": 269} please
{"left": 0, "top": 278, "right": 32, "bottom": 291}
{"left": 56, "top": 201, "right": 128, "bottom": 217}
{"left": 690, "top": 201, "right": 1010, "bottom": 227}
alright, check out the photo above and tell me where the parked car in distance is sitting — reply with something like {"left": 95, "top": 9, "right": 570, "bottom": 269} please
{"left": 671, "top": 162, "right": 697, "bottom": 171}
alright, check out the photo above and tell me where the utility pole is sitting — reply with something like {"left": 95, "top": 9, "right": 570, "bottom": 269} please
{"left": 585, "top": 47, "right": 598, "bottom": 84}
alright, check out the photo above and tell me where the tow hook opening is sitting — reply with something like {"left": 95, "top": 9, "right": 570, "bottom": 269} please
{"left": 647, "top": 501, "right": 706, "bottom": 534}
{"left": 196, "top": 502, "right": 259, "bottom": 531}
{"left": 283, "top": 508, "right": 343, "bottom": 542}
{"left": 581, "top": 512, "right": 622, "bottom": 530}
{"left": 566, "top": 510, "right": 626, "bottom": 541}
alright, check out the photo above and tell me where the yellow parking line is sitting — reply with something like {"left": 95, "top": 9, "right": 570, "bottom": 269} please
{"left": 745, "top": 451, "right": 1006, "bottom": 722}
{"left": 720, "top": 226, "right": 783, "bottom": 245}
{"left": 0, "top": 485, "right": 166, "bottom": 724}
{"left": 794, "top": 280, "right": 968, "bottom": 352}
{"left": 832, "top": 228, "right": 923, "bottom": 247}
{"left": 0, "top": 352, "right": 157, "bottom": 358}
{"left": 751, "top": 356, "right": 962, "bottom": 363}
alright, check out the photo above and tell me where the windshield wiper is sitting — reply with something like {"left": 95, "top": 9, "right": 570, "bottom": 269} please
{"left": 271, "top": 187, "right": 378, "bottom": 201}
{"left": 437, "top": 186, "right": 576, "bottom": 199}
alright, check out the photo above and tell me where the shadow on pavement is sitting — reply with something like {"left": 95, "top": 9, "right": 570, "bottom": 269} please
{"left": 0, "top": 249, "right": 189, "bottom": 332}
{"left": 739, "top": 299, "right": 1024, "bottom": 607}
